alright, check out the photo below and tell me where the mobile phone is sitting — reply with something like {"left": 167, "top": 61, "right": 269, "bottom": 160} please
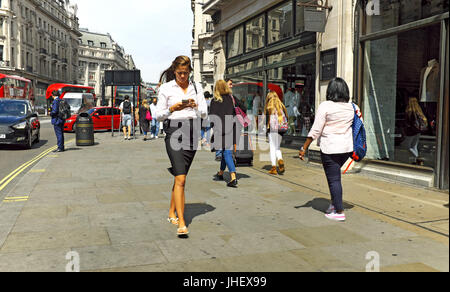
{"left": 182, "top": 99, "right": 189, "bottom": 104}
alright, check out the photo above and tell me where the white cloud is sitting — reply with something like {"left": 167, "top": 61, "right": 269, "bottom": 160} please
{"left": 73, "top": 0, "right": 193, "bottom": 82}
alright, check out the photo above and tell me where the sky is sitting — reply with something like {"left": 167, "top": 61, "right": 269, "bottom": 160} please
{"left": 73, "top": 0, "right": 194, "bottom": 83}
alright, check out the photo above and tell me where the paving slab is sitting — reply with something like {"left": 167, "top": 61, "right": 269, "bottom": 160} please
{"left": 0, "top": 132, "right": 447, "bottom": 272}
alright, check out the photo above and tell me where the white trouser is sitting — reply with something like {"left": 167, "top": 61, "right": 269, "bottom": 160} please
{"left": 268, "top": 132, "right": 283, "bottom": 166}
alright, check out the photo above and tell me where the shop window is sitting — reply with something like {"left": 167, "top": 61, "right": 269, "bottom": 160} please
{"left": 362, "top": 24, "right": 441, "bottom": 168}
{"left": 363, "top": 0, "right": 449, "bottom": 35}
{"left": 267, "top": 44, "right": 315, "bottom": 66}
{"left": 268, "top": 1, "right": 293, "bottom": 45}
{"left": 246, "top": 15, "right": 265, "bottom": 53}
{"left": 227, "top": 25, "right": 244, "bottom": 58}
{"left": 266, "top": 58, "right": 316, "bottom": 137}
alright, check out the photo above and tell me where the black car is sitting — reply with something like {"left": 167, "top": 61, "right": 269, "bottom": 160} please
{"left": 0, "top": 99, "right": 40, "bottom": 149}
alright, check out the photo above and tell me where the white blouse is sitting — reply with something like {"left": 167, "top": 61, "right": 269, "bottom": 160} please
{"left": 155, "top": 80, "right": 208, "bottom": 121}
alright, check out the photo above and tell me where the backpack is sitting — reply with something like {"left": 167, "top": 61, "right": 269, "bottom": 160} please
{"left": 58, "top": 99, "right": 71, "bottom": 120}
{"left": 413, "top": 111, "right": 428, "bottom": 132}
{"left": 343, "top": 103, "right": 367, "bottom": 174}
{"left": 123, "top": 101, "right": 132, "bottom": 114}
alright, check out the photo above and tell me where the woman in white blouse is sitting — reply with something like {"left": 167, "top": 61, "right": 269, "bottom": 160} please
{"left": 299, "top": 78, "right": 359, "bottom": 222}
{"left": 155, "top": 56, "right": 208, "bottom": 237}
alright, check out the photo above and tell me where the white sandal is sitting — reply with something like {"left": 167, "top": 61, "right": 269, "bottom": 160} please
{"left": 177, "top": 226, "right": 189, "bottom": 236}
{"left": 167, "top": 217, "right": 179, "bottom": 226}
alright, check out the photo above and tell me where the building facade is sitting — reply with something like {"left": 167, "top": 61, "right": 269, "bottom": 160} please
{"left": 191, "top": 0, "right": 215, "bottom": 93}
{"left": 78, "top": 28, "right": 137, "bottom": 106}
{"left": 202, "top": 0, "right": 449, "bottom": 189}
{"left": 0, "top": 0, "right": 81, "bottom": 107}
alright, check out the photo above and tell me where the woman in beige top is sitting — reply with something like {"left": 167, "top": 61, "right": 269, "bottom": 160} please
{"left": 299, "top": 78, "right": 360, "bottom": 222}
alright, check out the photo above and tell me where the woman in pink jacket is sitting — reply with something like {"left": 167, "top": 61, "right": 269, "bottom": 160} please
{"left": 299, "top": 78, "right": 360, "bottom": 222}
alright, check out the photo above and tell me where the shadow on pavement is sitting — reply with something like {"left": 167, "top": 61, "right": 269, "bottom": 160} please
{"left": 294, "top": 198, "right": 354, "bottom": 213}
{"left": 184, "top": 203, "right": 216, "bottom": 227}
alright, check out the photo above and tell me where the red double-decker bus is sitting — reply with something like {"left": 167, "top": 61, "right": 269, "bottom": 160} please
{"left": 0, "top": 74, "right": 33, "bottom": 100}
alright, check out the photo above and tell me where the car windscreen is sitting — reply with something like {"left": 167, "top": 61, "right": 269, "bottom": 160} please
{"left": 64, "top": 98, "right": 82, "bottom": 109}
{"left": 0, "top": 101, "right": 28, "bottom": 117}
{"left": 87, "top": 109, "right": 96, "bottom": 116}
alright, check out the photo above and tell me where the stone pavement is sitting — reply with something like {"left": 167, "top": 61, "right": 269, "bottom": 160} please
{"left": 0, "top": 132, "right": 448, "bottom": 272}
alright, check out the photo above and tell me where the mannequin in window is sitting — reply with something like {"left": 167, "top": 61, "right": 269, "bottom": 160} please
{"left": 419, "top": 59, "right": 439, "bottom": 135}
{"left": 420, "top": 59, "right": 440, "bottom": 103}
{"left": 284, "top": 88, "right": 296, "bottom": 135}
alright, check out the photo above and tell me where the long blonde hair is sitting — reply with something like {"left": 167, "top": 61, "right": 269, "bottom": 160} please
{"left": 214, "top": 80, "right": 232, "bottom": 103}
{"left": 406, "top": 97, "right": 426, "bottom": 117}
{"left": 141, "top": 99, "right": 150, "bottom": 110}
{"left": 264, "top": 91, "right": 288, "bottom": 125}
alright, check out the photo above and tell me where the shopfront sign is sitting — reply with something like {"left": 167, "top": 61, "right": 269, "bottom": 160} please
{"left": 304, "top": 8, "right": 327, "bottom": 33}
{"left": 320, "top": 48, "right": 337, "bottom": 81}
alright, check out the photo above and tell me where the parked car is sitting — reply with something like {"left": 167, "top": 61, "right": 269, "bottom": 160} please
{"left": 64, "top": 107, "right": 136, "bottom": 132}
{"left": 0, "top": 99, "right": 40, "bottom": 149}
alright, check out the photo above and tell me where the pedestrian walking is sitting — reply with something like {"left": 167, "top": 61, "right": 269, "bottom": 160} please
{"left": 404, "top": 97, "right": 427, "bottom": 166}
{"left": 149, "top": 98, "right": 160, "bottom": 139}
{"left": 299, "top": 77, "right": 359, "bottom": 222}
{"left": 210, "top": 80, "right": 246, "bottom": 188}
{"left": 155, "top": 55, "right": 208, "bottom": 237}
{"left": 201, "top": 91, "right": 212, "bottom": 147}
{"left": 50, "top": 90, "right": 67, "bottom": 152}
{"left": 264, "top": 91, "right": 288, "bottom": 175}
{"left": 119, "top": 96, "right": 134, "bottom": 140}
{"left": 138, "top": 99, "right": 152, "bottom": 141}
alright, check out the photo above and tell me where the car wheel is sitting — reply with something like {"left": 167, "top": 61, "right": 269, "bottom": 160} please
{"left": 25, "top": 130, "right": 32, "bottom": 149}
{"left": 35, "top": 129, "right": 40, "bottom": 144}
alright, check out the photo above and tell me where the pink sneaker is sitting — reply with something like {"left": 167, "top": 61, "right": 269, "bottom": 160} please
{"left": 325, "top": 212, "right": 346, "bottom": 222}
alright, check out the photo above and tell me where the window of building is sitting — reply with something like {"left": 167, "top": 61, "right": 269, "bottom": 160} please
{"left": 227, "top": 25, "right": 244, "bottom": 58}
{"left": 88, "top": 40, "right": 94, "bottom": 47}
{"left": 363, "top": 0, "right": 449, "bottom": 35}
{"left": 268, "top": 1, "right": 293, "bottom": 45}
{"left": 361, "top": 24, "right": 442, "bottom": 168}
{"left": 100, "top": 42, "right": 106, "bottom": 48}
{"left": 245, "top": 14, "right": 265, "bottom": 53}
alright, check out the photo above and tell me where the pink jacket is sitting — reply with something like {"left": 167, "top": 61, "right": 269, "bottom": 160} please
{"left": 308, "top": 101, "right": 359, "bottom": 155}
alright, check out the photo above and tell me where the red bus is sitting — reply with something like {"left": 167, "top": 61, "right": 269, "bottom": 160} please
{"left": 46, "top": 83, "right": 96, "bottom": 100}
{"left": 46, "top": 84, "right": 96, "bottom": 115}
{"left": 0, "top": 74, "right": 33, "bottom": 100}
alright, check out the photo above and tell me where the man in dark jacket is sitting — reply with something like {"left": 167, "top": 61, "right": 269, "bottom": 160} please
{"left": 50, "top": 90, "right": 65, "bottom": 152}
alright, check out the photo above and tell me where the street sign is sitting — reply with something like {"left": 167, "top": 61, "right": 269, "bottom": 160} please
{"left": 304, "top": 8, "right": 327, "bottom": 33}
{"left": 105, "top": 70, "right": 141, "bottom": 86}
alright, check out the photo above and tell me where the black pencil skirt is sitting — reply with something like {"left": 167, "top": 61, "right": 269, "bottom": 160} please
{"left": 164, "top": 119, "right": 200, "bottom": 177}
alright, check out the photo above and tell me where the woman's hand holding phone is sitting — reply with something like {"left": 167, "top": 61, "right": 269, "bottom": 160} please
{"left": 170, "top": 99, "right": 197, "bottom": 113}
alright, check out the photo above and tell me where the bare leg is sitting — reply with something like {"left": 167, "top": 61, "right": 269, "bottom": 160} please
{"left": 171, "top": 175, "right": 187, "bottom": 229}
{"left": 169, "top": 184, "right": 177, "bottom": 219}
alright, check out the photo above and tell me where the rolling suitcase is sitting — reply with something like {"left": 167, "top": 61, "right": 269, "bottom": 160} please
{"left": 234, "top": 133, "right": 254, "bottom": 166}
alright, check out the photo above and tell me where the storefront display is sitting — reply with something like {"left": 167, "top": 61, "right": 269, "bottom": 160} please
{"left": 225, "top": 0, "right": 317, "bottom": 138}
{"left": 358, "top": 0, "right": 448, "bottom": 188}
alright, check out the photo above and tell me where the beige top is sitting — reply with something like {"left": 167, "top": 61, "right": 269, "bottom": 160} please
{"left": 308, "top": 101, "right": 359, "bottom": 155}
